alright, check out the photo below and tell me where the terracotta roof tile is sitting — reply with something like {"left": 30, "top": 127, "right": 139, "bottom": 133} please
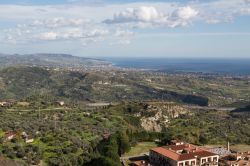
{"left": 151, "top": 147, "right": 180, "bottom": 160}
{"left": 151, "top": 144, "right": 218, "bottom": 161}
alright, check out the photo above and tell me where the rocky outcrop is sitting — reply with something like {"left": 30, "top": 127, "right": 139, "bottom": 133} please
{"left": 138, "top": 102, "right": 189, "bottom": 132}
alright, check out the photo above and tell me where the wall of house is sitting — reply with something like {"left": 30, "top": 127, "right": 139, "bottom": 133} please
{"left": 199, "top": 155, "right": 219, "bottom": 166}
{"left": 149, "top": 150, "right": 219, "bottom": 166}
{"left": 177, "top": 159, "right": 196, "bottom": 166}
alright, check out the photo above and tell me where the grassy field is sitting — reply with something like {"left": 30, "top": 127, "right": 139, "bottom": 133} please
{"left": 123, "top": 142, "right": 157, "bottom": 157}
{"left": 231, "top": 144, "right": 250, "bottom": 152}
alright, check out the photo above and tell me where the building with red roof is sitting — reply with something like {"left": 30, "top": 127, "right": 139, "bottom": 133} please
{"left": 4, "top": 131, "right": 16, "bottom": 141}
{"left": 149, "top": 141, "right": 219, "bottom": 166}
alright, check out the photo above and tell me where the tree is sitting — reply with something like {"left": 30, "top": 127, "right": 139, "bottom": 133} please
{"left": 161, "top": 131, "right": 173, "bottom": 145}
{"left": 84, "top": 156, "right": 120, "bottom": 166}
{"left": 117, "top": 131, "right": 130, "bottom": 155}
{"left": 199, "top": 134, "right": 208, "bottom": 145}
{"left": 16, "top": 146, "right": 25, "bottom": 158}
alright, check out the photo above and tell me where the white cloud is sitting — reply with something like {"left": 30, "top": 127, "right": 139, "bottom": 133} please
{"left": 205, "top": 19, "right": 221, "bottom": 24}
{"left": 172, "top": 6, "right": 198, "bottom": 20}
{"left": 239, "top": 8, "right": 250, "bottom": 15}
{"left": 104, "top": 6, "right": 166, "bottom": 24}
{"left": 109, "top": 39, "right": 131, "bottom": 46}
{"left": 0, "top": 0, "right": 250, "bottom": 47}
{"left": 35, "top": 32, "right": 59, "bottom": 41}
{"left": 31, "top": 18, "right": 89, "bottom": 29}
{"left": 193, "top": 0, "right": 250, "bottom": 24}
{"left": 34, "top": 28, "right": 109, "bottom": 41}
{"left": 104, "top": 6, "right": 199, "bottom": 28}
{"left": 114, "top": 29, "right": 134, "bottom": 37}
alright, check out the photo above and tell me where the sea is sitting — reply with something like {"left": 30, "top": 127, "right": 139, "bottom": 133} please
{"left": 103, "top": 58, "right": 250, "bottom": 75}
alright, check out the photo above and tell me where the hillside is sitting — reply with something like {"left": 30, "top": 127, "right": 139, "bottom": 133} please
{"left": 0, "top": 66, "right": 250, "bottom": 165}
{"left": 0, "top": 66, "right": 208, "bottom": 106}
{"left": 0, "top": 53, "right": 111, "bottom": 69}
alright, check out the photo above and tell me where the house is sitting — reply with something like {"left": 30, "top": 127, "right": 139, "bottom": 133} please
{"left": 222, "top": 152, "right": 250, "bottom": 166}
{"left": 0, "top": 101, "right": 8, "bottom": 107}
{"left": 226, "top": 159, "right": 250, "bottom": 166}
{"left": 171, "top": 140, "right": 185, "bottom": 146}
{"left": 237, "top": 151, "right": 250, "bottom": 160}
{"left": 4, "top": 131, "right": 16, "bottom": 141}
{"left": 25, "top": 137, "right": 34, "bottom": 143}
{"left": 56, "top": 101, "right": 65, "bottom": 106}
{"left": 149, "top": 141, "right": 219, "bottom": 166}
{"left": 21, "top": 131, "right": 34, "bottom": 143}
{"left": 0, "top": 100, "right": 16, "bottom": 107}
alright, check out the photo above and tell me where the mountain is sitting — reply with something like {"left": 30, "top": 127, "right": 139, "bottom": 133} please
{"left": 0, "top": 53, "right": 111, "bottom": 69}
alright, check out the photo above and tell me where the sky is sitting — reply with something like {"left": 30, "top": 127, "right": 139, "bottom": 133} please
{"left": 0, "top": 0, "right": 250, "bottom": 58}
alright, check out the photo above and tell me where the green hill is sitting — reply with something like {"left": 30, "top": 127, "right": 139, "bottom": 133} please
{"left": 0, "top": 66, "right": 208, "bottom": 106}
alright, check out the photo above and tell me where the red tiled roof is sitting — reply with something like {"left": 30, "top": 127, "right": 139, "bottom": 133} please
{"left": 163, "top": 144, "right": 197, "bottom": 151}
{"left": 193, "top": 151, "right": 217, "bottom": 158}
{"left": 4, "top": 131, "right": 16, "bottom": 138}
{"left": 151, "top": 147, "right": 180, "bottom": 161}
{"left": 151, "top": 144, "right": 218, "bottom": 161}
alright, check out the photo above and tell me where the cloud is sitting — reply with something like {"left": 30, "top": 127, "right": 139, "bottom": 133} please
{"left": 104, "top": 6, "right": 166, "bottom": 24}
{"left": 245, "top": 0, "right": 250, "bottom": 4}
{"left": 172, "top": 6, "right": 198, "bottom": 20}
{"left": 193, "top": 0, "right": 250, "bottom": 24}
{"left": 114, "top": 29, "right": 134, "bottom": 37}
{"left": 205, "top": 19, "right": 221, "bottom": 24}
{"left": 34, "top": 28, "right": 109, "bottom": 41}
{"left": 1, "top": 0, "right": 250, "bottom": 48}
{"left": 31, "top": 18, "right": 89, "bottom": 29}
{"left": 109, "top": 39, "right": 131, "bottom": 46}
{"left": 36, "top": 32, "right": 58, "bottom": 40}
{"left": 239, "top": 8, "right": 250, "bottom": 15}
{"left": 104, "top": 6, "right": 199, "bottom": 28}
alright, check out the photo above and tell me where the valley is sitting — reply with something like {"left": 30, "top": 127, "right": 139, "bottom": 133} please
{"left": 0, "top": 54, "right": 250, "bottom": 166}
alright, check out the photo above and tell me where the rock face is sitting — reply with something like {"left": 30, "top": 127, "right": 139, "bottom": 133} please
{"left": 139, "top": 102, "right": 188, "bottom": 132}
{"left": 141, "top": 110, "right": 168, "bottom": 132}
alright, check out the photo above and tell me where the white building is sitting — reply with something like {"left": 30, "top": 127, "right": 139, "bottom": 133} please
{"left": 150, "top": 141, "right": 219, "bottom": 166}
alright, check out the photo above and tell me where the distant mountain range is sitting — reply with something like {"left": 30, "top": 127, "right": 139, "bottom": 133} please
{"left": 0, "top": 53, "right": 111, "bottom": 69}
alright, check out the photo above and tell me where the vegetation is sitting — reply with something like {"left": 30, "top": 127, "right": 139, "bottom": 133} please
{"left": 0, "top": 66, "right": 209, "bottom": 106}
{"left": 0, "top": 65, "right": 250, "bottom": 165}
{"left": 167, "top": 110, "right": 250, "bottom": 145}
{"left": 123, "top": 142, "right": 157, "bottom": 157}
{"left": 85, "top": 131, "right": 130, "bottom": 166}
{"left": 0, "top": 103, "right": 130, "bottom": 165}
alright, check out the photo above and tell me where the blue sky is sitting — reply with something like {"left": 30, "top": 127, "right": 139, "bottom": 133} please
{"left": 0, "top": 0, "right": 250, "bottom": 58}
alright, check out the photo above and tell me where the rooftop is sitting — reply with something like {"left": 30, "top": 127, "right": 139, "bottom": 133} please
{"left": 151, "top": 143, "right": 218, "bottom": 161}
